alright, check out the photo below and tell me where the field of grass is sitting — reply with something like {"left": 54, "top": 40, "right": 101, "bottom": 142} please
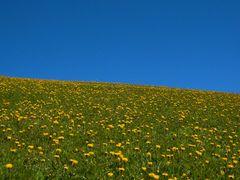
{"left": 0, "top": 76, "right": 240, "bottom": 179}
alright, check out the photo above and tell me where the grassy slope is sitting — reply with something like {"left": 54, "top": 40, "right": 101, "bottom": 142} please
{"left": 0, "top": 76, "right": 240, "bottom": 179}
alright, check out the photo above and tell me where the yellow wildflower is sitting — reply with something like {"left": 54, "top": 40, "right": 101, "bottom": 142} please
{"left": 70, "top": 159, "right": 78, "bottom": 165}
{"left": 10, "top": 148, "right": 17, "bottom": 153}
{"left": 87, "top": 143, "right": 94, "bottom": 148}
{"left": 64, "top": 164, "right": 69, "bottom": 171}
{"left": 122, "top": 157, "right": 128, "bottom": 162}
{"left": 107, "top": 172, "right": 114, "bottom": 177}
{"left": 228, "top": 174, "right": 235, "bottom": 179}
{"left": 162, "top": 172, "right": 169, "bottom": 176}
{"left": 195, "top": 150, "right": 202, "bottom": 156}
{"left": 28, "top": 145, "right": 34, "bottom": 149}
{"left": 149, "top": 173, "right": 159, "bottom": 179}
{"left": 53, "top": 120, "right": 59, "bottom": 124}
{"left": 118, "top": 167, "right": 125, "bottom": 172}
{"left": 55, "top": 148, "right": 62, "bottom": 153}
{"left": 5, "top": 163, "right": 13, "bottom": 169}
{"left": 54, "top": 154, "right": 60, "bottom": 159}
{"left": 148, "top": 161, "right": 153, "bottom": 166}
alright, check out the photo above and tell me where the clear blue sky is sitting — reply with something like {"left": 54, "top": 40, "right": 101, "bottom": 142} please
{"left": 0, "top": 0, "right": 239, "bottom": 93}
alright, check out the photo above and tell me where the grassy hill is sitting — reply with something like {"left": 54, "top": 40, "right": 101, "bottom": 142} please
{"left": 0, "top": 76, "right": 240, "bottom": 179}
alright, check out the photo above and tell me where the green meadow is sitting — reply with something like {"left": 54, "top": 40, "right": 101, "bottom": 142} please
{"left": 0, "top": 76, "right": 239, "bottom": 179}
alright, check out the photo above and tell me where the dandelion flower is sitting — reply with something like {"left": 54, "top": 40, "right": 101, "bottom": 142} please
{"left": 107, "top": 172, "right": 114, "bottom": 177}
{"left": 64, "top": 165, "right": 69, "bottom": 171}
{"left": 58, "top": 136, "right": 64, "bottom": 140}
{"left": 28, "top": 145, "right": 34, "bottom": 149}
{"left": 122, "top": 157, "right": 128, "bottom": 162}
{"left": 55, "top": 148, "right": 62, "bottom": 153}
{"left": 118, "top": 167, "right": 125, "bottom": 172}
{"left": 87, "top": 143, "right": 94, "bottom": 148}
{"left": 162, "top": 172, "right": 169, "bottom": 176}
{"left": 227, "top": 164, "right": 234, "bottom": 169}
{"left": 149, "top": 173, "right": 159, "bottom": 179}
{"left": 5, "top": 163, "right": 13, "bottom": 169}
{"left": 195, "top": 150, "right": 202, "bottom": 156}
{"left": 10, "top": 148, "right": 17, "bottom": 153}
{"left": 146, "top": 152, "right": 152, "bottom": 157}
{"left": 70, "top": 159, "right": 78, "bottom": 166}
{"left": 148, "top": 161, "right": 153, "bottom": 166}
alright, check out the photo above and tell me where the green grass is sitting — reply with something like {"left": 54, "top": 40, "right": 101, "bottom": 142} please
{"left": 0, "top": 76, "right": 240, "bottom": 179}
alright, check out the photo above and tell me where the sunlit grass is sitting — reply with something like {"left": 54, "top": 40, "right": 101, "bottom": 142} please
{"left": 0, "top": 76, "right": 240, "bottom": 179}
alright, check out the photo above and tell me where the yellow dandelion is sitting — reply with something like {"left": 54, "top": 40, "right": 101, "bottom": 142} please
{"left": 5, "top": 163, "right": 13, "bottom": 169}
{"left": 222, "top": 157, "right": 227, "bottom": 161}
{"left": 148, "top": 161, "right": 153, "bottom": 166}
{"left": 10, "top": 148, "right": 17, "bottom": 153}
{"left": 58, "top": 136, "right": 64, "bottom": 140}
{"left": 40, "top": 158, "right": 46, "bottom": 162}
{"left": 118, "top": 167, "right": 125, "bottom": 172}
{"left": 228, "top": 174, "right": 235, "bottom": 179}
{"left": 166, "top": 161, "right": 171, "bottom": 165}
{"left": 162, "top": 172, "right": 169, "bottom": 176}
{"left": 87, "top": 143, "right": 94, "bottom": 148}
{"left": 64, "top": 164, "right": 69, "bottom": 171}
{"left": 220, "top": 170, "right": 225, "bottom": 176}
{"left": 122, "top": 157, "right": 128, "bottom": 162}
{"left": 84, "top": 153, "right": 91, "bottom": 157}
{"left": 195, "top": 150, "right": 202, "bottom": 156}
{"left": 114, "top": 151, "right": 122, "bottom": 156}
{"left": 116, "top": 143, "right": 122, "bottom": 147}
{"left": 54, "top": 154, "right": 60, "bottom": 159}
{"left": 89, "top": 151, "right": 94, "bottom": 156}
{"left": 233, "top": 160, "right": 238, "bottom": 164}
{"left": 108, "top": 124, "right": 114, "bottom": 129}
{"left": 53, "top": 120, "right": 59, "bottom": 124}
{"left": 146, "top": 140, "right": 151, "bottom": 144}
{"left": 43, "top": 132, "right": 49, "bottom": 136}
{"left": 107, "top": 172, "right": 114, "bottom": 177}
{"left": 134, "top": 147, "right": 140, "bottom": 151}
{"left": 146, "top": 152, "right": 152, "bottom": 157}
{"left": 55, "top": 148, "right": 62, "bottom": 153}
{"left": 169, "top": 177, "right": 178, "bottom": 180}
{"left": 149, "top": 173, "right": 159, "bottom": 180}
{"left": 227, "top": 164, "right": 234, "bottom": 169}
{"left": 28, "top": 145, "right": 34, "bottom": 149}
{"left": 70, "top": 159, "right": 78, "bottom": 165}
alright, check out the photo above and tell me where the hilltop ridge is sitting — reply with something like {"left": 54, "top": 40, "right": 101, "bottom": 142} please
{"left": 0, "top": 75, "right": 238, "bottom": 94}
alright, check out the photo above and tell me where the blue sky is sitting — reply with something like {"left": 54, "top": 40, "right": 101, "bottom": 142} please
{"left": 0, "top": 0, "right": 239, "bottom": 93}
